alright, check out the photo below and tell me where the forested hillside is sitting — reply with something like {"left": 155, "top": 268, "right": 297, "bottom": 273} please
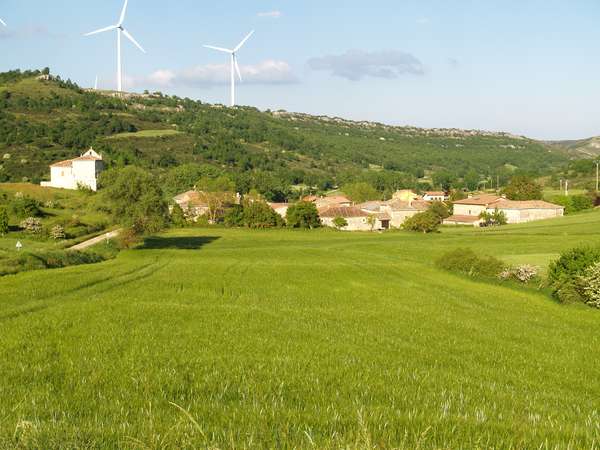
{"left": 0, "top": 69, "right": 570, "bottom": 200}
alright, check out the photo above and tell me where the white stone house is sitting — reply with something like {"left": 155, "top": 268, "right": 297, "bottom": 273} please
{"left": 445, "top": 194, "right": 564, "bottom": 226}
{"left": 268, "top": 203, "right": 290, "bottom": 219}
{"left": 41, "top": 148, "right": 104, "bottom": 191}
{"left": 359, "top": 197, "right": 431, "bottom": 228}
{"left": 319, "top": 205, "right": 390, "bottom": 231}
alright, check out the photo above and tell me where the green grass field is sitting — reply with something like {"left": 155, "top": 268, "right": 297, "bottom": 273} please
{"left": 106, "top": 129, "right": 183, "bottom": 140}
{"left": 1, "top": 213, "right": 600, "bottom": 448}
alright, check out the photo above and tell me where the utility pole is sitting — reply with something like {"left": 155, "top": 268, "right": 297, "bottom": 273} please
{"left": 560, "top": 179, "right": 563, "bottom": 193}
{"left": 565, "top": 179, "right": 569, "bottom": 197}
{"left": 596, "top": 161, "right": 599, "bottom": 192}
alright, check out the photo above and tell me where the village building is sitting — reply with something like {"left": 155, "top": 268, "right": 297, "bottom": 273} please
{"left": 358, "top": 194, "right": 431, "bottom": 228}
{"left": 319, "top": 205, "right": 390, "bottom": 231}
{"left": 41, "top": 148, "right": 104, "bottom": 191}
{"left": 268, "top": 203, "right": 290, "bottom": 219}
{"left": 173, "top": 190, "right": 210, "bottom": 221}
{"left": 423, "top": 191, "right": 448, "bottom": 202}
{"left": 444, "top": 194, "right": 564, "bottom": 226}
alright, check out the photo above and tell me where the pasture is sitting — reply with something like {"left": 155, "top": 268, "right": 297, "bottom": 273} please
{"left": 1, "top": 212, "right": 600, "bottom": 448}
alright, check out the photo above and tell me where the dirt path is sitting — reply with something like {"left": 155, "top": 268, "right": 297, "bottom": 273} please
{"left": 69, "top": 230, "right": 121, "bottom": 251}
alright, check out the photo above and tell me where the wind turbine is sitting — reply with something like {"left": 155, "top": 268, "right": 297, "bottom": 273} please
{"left": 84, "top": 0, "right": 145, "bottom": 94}
{"left": 94, "top": 75, "right": 99, "bottom": 90}
{"left": 204, "top": 31, "right": 254, "bottom": 107}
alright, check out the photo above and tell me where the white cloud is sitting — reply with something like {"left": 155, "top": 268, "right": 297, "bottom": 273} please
{"left": 141, "top": 60, "right": 298, "bottom": 88}
{"left": 308, "top": 50, "right": 425, "bottom": 81}
{"left": 416, "top": 18, "right": 430, "bottom": 25}
{"left": 257, "top": 11, "right": 283, "bottom": 18}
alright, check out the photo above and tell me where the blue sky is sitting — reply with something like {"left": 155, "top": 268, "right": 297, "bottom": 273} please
{"left": 1, "top": 0, "right": 600, "bottom": 140}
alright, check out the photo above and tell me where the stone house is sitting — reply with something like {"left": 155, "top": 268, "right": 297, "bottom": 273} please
{"left": 423, "top": 191, "right": 448, "bottom": 202}
{"left": 319, "top": 205, "right": 390, "bottom": 231}
{"left": 445, "top": 194, "right": 564, "bottom": 226}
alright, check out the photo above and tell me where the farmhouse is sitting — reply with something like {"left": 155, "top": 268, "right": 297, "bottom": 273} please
{"left": 319, "top": 205, "right": 390, "bottom": 231}
{"left": 445, "top": 194, "right": 564, "bottom": 226}
{"left": 359, "top": 194, "right": 431, "bottom": 228}
{"left": 307, "top": 195, "right": 353, "bottom": 209}
{"left": 173, "top": 190, "right": 210, "bottom": 221}
{"left": 41, "top": 148, "right": 104, "bottom": 191}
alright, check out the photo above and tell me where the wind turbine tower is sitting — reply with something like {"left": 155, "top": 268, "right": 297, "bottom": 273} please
{"left": 84, "top": 0, "right": 146, "bottom": 94}
{"left": 204, "top": 31, "right": 255, "bottom": 107}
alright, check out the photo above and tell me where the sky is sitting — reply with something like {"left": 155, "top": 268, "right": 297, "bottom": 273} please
{"left": 1, "top": 0, "right": 600, "bottom": 140}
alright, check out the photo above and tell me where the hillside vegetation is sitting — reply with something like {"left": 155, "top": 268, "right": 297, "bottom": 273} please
{"left": 0, "top": 69, "right": 571, "bottom": 200}
{"left": 1, "top": 211, "right": 599, "bottom": 448}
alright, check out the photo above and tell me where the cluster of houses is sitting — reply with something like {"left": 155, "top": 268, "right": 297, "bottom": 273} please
{"left": 172, "top": 188, "right": 565, "bottom": 231}
{"left": 39, "top": 149, "right": 565, "bottom": 231}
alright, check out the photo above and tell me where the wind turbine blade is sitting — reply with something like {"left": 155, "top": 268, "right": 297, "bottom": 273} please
{"left": 122, "top": 28, "right": 146, "bottom": 53}
{"left": 0, "top": 18, "right": 6, "bottom": 27}
{"left": 84, "top": 25, "right": 118, "bottom": 36}
{"left": 234, "top": 30, "right": 254, "bottom": 52}
{"left": 234, "top": 57, "right": 242, "bottom": 82}
{"left": 119, "top": 0, "right": 129, "bottom": 25}
{"left": 204, "top": 45, "right": 233, "bottom": 53}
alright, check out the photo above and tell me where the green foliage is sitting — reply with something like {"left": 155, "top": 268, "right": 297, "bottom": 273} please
{"left": 101, "top": 167, "right": 169, "bottom": 235}
{"left": 342, "top": 182, "right": 379, "bottom": 203}
{"left": 286, "top": 201, "right": 321, "bottom": 229}
{"left": 242, "top": 201, "right": 284, "bottom": 229}
{"left": 436, "top": 248, "right": 506, "bottom": 278}
{"left": 224, "top": 205, "right": 245, "bottom": 228}
{"left": 548, "top": 245, "right": 600, "bottom": 304}
{"left": 49, "top": 224, "right": 65, "bottom": 240}
{"left": 197, "top": 175, "right": 236, "bottom": 193}
{"left": 479, "top": 208, "right": 508, "bottom": 226}
{"left": 402, "top": 211, "right": 440, "bottom": 233}
{"left": 464, "top": 169, "right": 480, "bottom": 191}
{"left": 8, "top": 195, "right": 42, "bottom": 219}
{"left": 332, "top": 216, "right": 348, "bottom": 230}
{"left": 0, "top": 208, "right": 8, "bottom": 235}
{"left": 552, "top": 195, "right": 594, "bottom": 215}
{"left": 170, "top": 204, "right": 188, "bottom": 228}
{"left": 428, "top": 201, "right": 450, "bottom": 220}
{"left": 579, "top": 262, "right": 600, "bottom": 309}
{"left": 503, "top": 176, "right": 543, "bottom": 200}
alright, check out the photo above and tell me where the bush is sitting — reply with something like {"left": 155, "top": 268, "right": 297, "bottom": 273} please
{"left": 333, "top": 216, "right": 348, "bottom": 230}
{"left": 436, "top": 248, "right": 506, "bottom": 278}
{"left": 403, "top": 211, "right": 440, "bottom": 233}
{"left": 50, "top": 224, "right": 66, "bottom": 240}
{"left": 552, "top": 195, "right": 594, "bottom": 215}
{"left": 286, "top": 202, "right": 321, "bottom": 229}
{"left": 502, "top": 176, "right": 543, "bottom": 201}
{"left": 579, "top": 263, "right": 600, "bottom": 309}
{"left": 242, "top": 201, "right": 284, "bottom": 229}
{"left": 20, "top": 217, "right": 42, "bottom": 234}
{"left": 548, "top": 246, "right": 600, "bottom": 304}
{"left": 224, "top": 205, "right": 245, "bottom": 227}
{"left": 498, "top": 265, "right": 540, "bottom": 283}
{"left": 0, "top": 207, "right": 8, "bottom": 235}
{"left": 479, "top": 208, "right": 507, "bottom": 226}
{"left": 428, "top": 201, "right": 450, "bottom": 221}
{"left": 8, "top": 196, "right": 42, "bottom": 219}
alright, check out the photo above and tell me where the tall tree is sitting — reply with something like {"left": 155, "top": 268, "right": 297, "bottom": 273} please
{"left": 503, "top": 176, "right": 543, "bottom": 200}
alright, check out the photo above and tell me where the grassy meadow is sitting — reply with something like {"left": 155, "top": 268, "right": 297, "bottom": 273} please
{"left": 1, "top": 212, "right": 600, "bottom": 448}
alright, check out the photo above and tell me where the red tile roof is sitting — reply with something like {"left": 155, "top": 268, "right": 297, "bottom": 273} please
{"left": 319, "top": 206, "right": 370, "bottom": 218}
{"left": 385, "top": 199, "right": 430, "bottom": 211}
{"left": 453, "top": 195, "right": 503, "bottom": 206}
{"left": 444, "top": 215, "right": 482, "bottom": 223}
{"left": 493, "top": 199, "right": 564, "bottom": 210}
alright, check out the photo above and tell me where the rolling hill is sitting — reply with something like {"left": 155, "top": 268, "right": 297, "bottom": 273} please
{"left": 0, "top": 69, "right": 572, "bottom": 199}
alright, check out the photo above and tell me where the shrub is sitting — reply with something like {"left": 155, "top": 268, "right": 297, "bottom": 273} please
{"left": 579, "top": 262, "right": 600, "bottom": 309}
{"left": 224, "top": 205, "right": 245, "bottom": 227}
{"left": 0, "top": 207, "right": 8, "bottom": 235}
{"left": 428, "top": 201, "right": 450, "bottom": 221}
{"left": 403, "top": 211, "right": 440, "bottom": 233}
{"left": 498, "top": 265, "right": 540, "bottom": 283}
{"left": 8, "top": 196, "right": 42, "bottom": 219}
{"left": 286, "top": 202, "right": 321, "bottom": 229}
{"left": 333, "top": 216, "right": 348, "bottom": 230}
{"left": 436, "top": 248, "right": 506, "bottom": 278}
{"left": 552, "top": 195, "right": 594, "bottom": 215}
{"left": 548, "top": 246, "right": 600, "bottom": 304}
{"left": 20, "top": 217, "right": 42, "bottom": 234}
{"left": 479, "top": 208, "right": 507, "bottom": 226}
{"left": 502, "top": 176, "right": 543, "bottom": 201}
{"left": 170, "top": 204, "right": 188, "bottom": 228}
{"left": 242, "top": 201, "right": 284, "bottom": 229}
{"left": 50, "top": 224, "right": 65, "bottom": 240}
